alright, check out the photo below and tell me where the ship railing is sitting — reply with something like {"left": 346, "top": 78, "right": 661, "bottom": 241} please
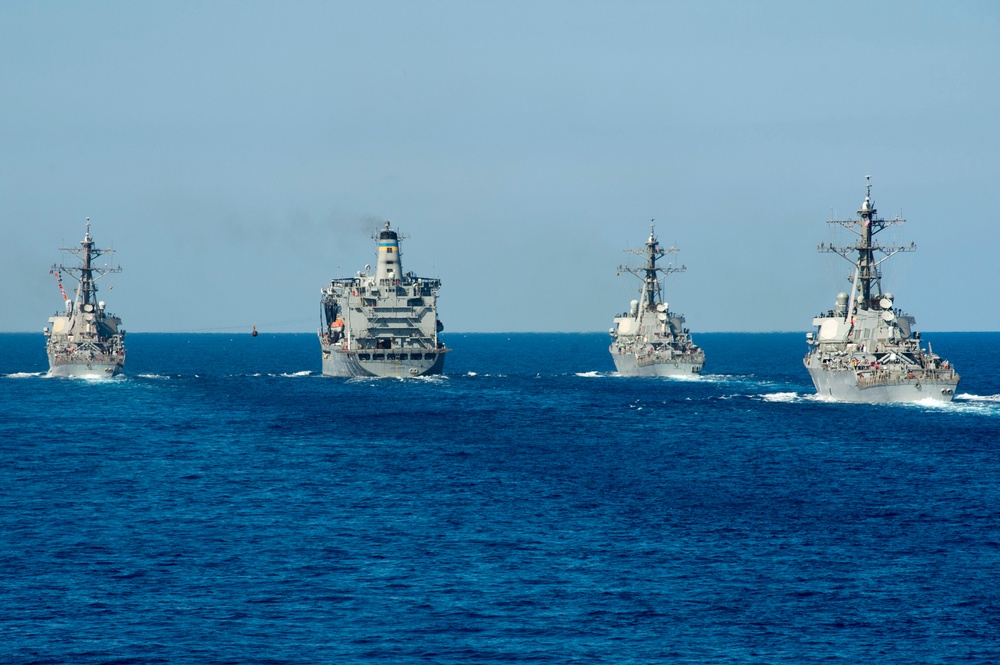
{"left": 367, "top": 319, "right": 424, "bottom": 332}
{"left": 366, "top": 311, "right": 429, "bottom": 330}
{"left": 855, "top": 367, "right": 959, "bottom": 388}
{"left": 341, "top": 339, "right": 438, "bottom": 353}
{"left": 50, "top": 351, "right": 120, "bottom": 365}
{"left": 635, "top": 352, "right": 701, "bottom": 368}
{"left": 329, "top": 277, "right": 362, "bottom": 287}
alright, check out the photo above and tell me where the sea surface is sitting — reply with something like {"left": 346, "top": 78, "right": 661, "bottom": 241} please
{"left": 2, "top": 332, "right": 999, "bottom": 664}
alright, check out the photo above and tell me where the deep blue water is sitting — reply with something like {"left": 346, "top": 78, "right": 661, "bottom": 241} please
{"left": 2, "top": 332, "right": 999, "bottom": 664}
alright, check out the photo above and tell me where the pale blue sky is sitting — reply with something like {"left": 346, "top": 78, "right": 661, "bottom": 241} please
{"left": 3, "top": 1, "right": 998, "bottom": 332}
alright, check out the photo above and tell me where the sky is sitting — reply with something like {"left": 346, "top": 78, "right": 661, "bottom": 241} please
{"left": 2, "top": 1, "right": 998, "bottom": 333}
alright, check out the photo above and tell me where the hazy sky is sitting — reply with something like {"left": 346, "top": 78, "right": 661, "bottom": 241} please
{"left": 3, "top": 1, "right": 998, "bottom": 333}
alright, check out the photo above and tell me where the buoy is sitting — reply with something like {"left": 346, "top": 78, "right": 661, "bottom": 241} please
{"left": 252, "top": 325, "right": 258, "bottom": 337}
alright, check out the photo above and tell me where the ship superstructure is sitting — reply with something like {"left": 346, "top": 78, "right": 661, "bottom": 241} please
{"left": 318, "top": 221, "right": 448, "bottom": 377}
{"left": 609, "top": 224, "right": 704, "bottom": 376}
{"left": 804, "top": 177, "right": 958, "bottom": 402}
{"left": 44, "top": 221, "right": 126, "bottom": 378}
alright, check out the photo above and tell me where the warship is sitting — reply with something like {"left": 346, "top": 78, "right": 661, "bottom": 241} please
{"left": 804, "top": 177, "right": 958, "bottom": 402}
{"left": 318, "top": 221, "right": 449, "bottom": 377}
{"left": 44, "top": 221, "right": 126, "bottom": 378}
{"left": 609, "top": 224, "right": 705, "bottom": 376}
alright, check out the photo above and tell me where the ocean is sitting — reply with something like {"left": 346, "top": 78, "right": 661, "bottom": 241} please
{"left": 2, "top": 331, "right": 999, "bottom": 664}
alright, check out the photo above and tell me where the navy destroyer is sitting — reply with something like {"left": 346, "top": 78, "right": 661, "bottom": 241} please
{"left": 44, "top": 221, "right": 126, "bottom": 378}
{"left": 804, "top": 177, "right": 958, "bottom": 402}
{"left": 318, "top": 221, "right": 448, "bottom": 377}
{"left": 609, "top": 224, "right": 705, "bottom": 376}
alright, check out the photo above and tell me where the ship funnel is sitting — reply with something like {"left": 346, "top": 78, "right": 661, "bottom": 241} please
{"left": 374, "top": 221, "right": 404, "bottom": 284}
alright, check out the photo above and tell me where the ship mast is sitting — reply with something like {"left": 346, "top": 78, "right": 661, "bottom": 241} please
{"left": 619, "top": 222, "right": 684, "bottom": 311}
{"left": 818, "top": 177, "right": 914, "bottom": 320}
{"left": 52, "top": 219, "right": 122, "bottom": 308}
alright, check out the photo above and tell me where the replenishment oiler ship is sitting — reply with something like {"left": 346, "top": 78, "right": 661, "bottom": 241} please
{"left": 318, "top": 221, "right": 449, "bottom": 377}
{"left": 804, "top": 177, "right": 959, "bottom": 402}
{"left": 609, "top": 224, "right": 705, "bottom": 376}
{"left": 44, "top": 221, "right": 126, "bottom": 378}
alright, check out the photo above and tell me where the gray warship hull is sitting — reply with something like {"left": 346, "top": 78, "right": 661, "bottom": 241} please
{"left": 318, "top": 221, "right": 449, "bottom": 378}
{"left": 47, "top": 356, "right": 123, "bottom": 379}
{"left": 609, "top": 225, "right": 705, "bottom": 378}
{"left": 44, "top": 223, "right": 126, "bottom": 380}
{"left": 321, "top": 347, "right": 447, "bottom": 378}
{"left": 611, "top": 348, "right": 703, "bottom": 377}
{"left": 803, "top": 178, "right": 959, "bottom": 404}
{"left": 806, "top": 365, "right": 957, "bottom": 403}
